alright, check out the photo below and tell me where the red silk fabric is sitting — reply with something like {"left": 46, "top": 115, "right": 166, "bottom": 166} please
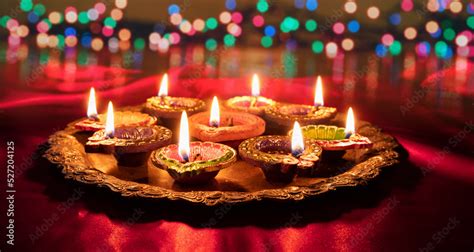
{"left": 1, "top": 64, "right": 473, "bottom": 251}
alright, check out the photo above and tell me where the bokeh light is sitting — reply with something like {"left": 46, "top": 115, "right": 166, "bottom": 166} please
{"left": 344, "top": 1, "right": 357, "bottom": 14}
{"left": 367, "top": 7, "right": 380, "bottom": 19}
{"left": 341, "top": 38, "right": 354, "bottom": 51}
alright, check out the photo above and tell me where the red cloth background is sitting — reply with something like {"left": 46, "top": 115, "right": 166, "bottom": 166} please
{"left": 1, "top": 64, "right": 473, "bottom": 251}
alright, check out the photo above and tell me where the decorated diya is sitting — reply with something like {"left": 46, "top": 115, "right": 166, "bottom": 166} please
{"left": 85, "top": 101, "right": 172, "bottom": 166}
{"left": 75, "top": 88, "right": 157, "bottom": 132}
{"left": 189, "top": 96, "right": 265, "bottom": 146}
{"left": 143, "top": 73, "right": 206, "bottom": 119}
{"left": 290, "top": 107, "right": 373, "bottom": 161}
{"left": 264, "top": 76, "right": 337, "bottom": 132}
{"left": 152, "top": 111, "right": 237, "bottom": 184}
{"left": 225, "top": 74, "right": 276, "bottom": 116}
{"left": 239, "top": 122, "right": 322, "bottom": 183}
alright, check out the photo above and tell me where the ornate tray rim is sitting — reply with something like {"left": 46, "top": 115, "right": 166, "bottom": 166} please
{"left": 43, "top": 107, "right": 400, "bottom": 206}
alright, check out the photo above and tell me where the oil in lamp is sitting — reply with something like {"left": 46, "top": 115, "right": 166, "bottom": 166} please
{"left": 188, "top": 96, "right": 266, "bottom": 147}
{"left": 264, "top": 76, "right": 337, "bottom": 133}
{"left": 289, "top": 107, "right": 373, "bottom": 162}
{"left": 239, "top": 121, "right": 322, "bottom": 183}
{"left": 85, "top": 101, "right": 173, "bottom": 166}
{"left": 75, "top": 88, "right": 157, "bottom": 132}
{"left": 151, "top": 111, "right": 237, "bottom": 184}
{"left": 143, "top": 73, "right": 206, "bottom": 124}
{"left": 225, "top": 74, "right": 276, "bottom": 116}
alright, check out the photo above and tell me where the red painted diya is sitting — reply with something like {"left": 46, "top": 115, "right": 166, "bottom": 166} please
{"left": 225, "top": 74, "right": 275, "bottom": 116}
{"left": 151, "top": 142, "right": 237, "bottom": 184}
{"left": 86, "top": 125, "right": 172, "bottom": 166}
{"left": 142, "top": 74, "right": 205, "bottom": 119}
{"left": 239, "top": 136, "right": 322, "bottom": 183}
{"left": 189, "top": 97, "right": 265, "bottom": 148}
{"left": 75, "top": 111, "right": 157, "bottom": 132}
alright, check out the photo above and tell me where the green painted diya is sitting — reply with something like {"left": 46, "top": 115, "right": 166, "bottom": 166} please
{"left": 289, "top": 125, "right": 373, "bottom": 162}
{"left": 151, "top": 142, "right": 237, "bottom": 184}
{"left": 239, "top": 136, "right": 322, "bottom": 182}
{"left": 291, "top": 125, "right": 373, "bottom": 150}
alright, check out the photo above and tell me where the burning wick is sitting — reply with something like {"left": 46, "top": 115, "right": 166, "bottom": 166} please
{"left": 250, "top": 74, "right": 260, "bottom": 107}
{"left": 87, "top": 87, "right": 99, "bottom": 120}
{"left": 209, "top": 96, "right": 220, "bottom": 128}
{"left": 158, "top": 73, "right": 168, "bottom": 105}
{"left": 314, "top": 76, "right": 324, "bottom": 107}
{"left": 178, "top": 111, "right": 190, "bottom": 162}
{"left": 344, "top": 107, "right": 355, "bottom": 139}
{"left": 105, "top": 101, "right": 114, "bottom": 139}
{"left": 291, "top": 121, "right": 305, "bottom": 157}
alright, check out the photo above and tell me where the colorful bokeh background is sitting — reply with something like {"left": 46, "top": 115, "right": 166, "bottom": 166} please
{"left": 0, "top": 0, "right": 473, "bottom": 58}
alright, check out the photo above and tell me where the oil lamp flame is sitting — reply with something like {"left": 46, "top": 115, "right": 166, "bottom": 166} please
{"left": 178, "top": 111, "right": 190, "bottom": 162}
{"left": 87, "top": 88, "right": 98, "bottom": 119}
{"left": 209, "top": 96, "right": 220, "bottom": 127}
{"left": 158, "top": 73, "right": 168, "bottom": 97}
{"left": 291, "top": 121, "right": 305, "bottom": 157}
{"left": 314, "top": 76, "right": 324, "bottom": 107}
{"left": 105, "top": 101, "right": 114, "bottom": 138}
{"left": 345, "top": 107, "right": 355, "bottom": 138}
{"left": 251, "top": 74, "right": 260, "bottom": 97}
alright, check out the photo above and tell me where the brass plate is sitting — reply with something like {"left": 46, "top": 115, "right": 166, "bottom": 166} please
{"left": 43, "top": 107, "right": 400, "bottom": 206}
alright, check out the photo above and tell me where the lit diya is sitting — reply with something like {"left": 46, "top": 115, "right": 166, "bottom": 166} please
{"left": 86, "top": 101, "right": 172, "bottom": 166}
{"left": 264, "top": 76, "right": 337, "bottom": 133}
{"left": 239, "top": 122, "right": 322, "bottom": 183}
{"left": 143, "top": 73, "right": 206, "bottom": 119}
{"left": 75, "top": 88, "right": 157, "bottom": 132}
{"left": 225, "top": 74, "right": 276, "bottom": 116}
{"left": 289, "top": 107, "right": 373, "bottom": 162}
{"left": 152, "top": 111, "right": 237, "bottom": 184}
{"left": 188, "top": 96, "right": 265, "bottom": 147}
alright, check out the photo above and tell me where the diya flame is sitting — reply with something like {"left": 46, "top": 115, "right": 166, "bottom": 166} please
{"left": 158, "top": 73, "right": 168, "bottom": 97}
{"left": 291, "top": 121, "right": 304, "bottom": 157}
{"left": 209, "top": 96, "right": 220, "bottom": 127}
{"left": 345, "top": 107, "right": 355, "bottom": 138}
{"left": 178, "top": 111, "right": 190, "bottom": 162}
{"left": 105, "top": 101, "right": 114, "bottom": 138}
{"left": 251, "top": 74, "right": 260, "bottom": 97}
{"left": 87, "top": 87, "right": 98, "bottom": 119}
{"left": 314, "top": 76, "right": 324, "bottom": 107}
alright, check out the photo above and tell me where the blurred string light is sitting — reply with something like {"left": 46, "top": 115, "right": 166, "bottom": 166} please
{"left": 226, "top": 0, "right": 237, "bottom": 11}
{"left": 347, "top": 20, "right": 360, "bottom": 33}
{"left": 344, "top": 0, "right": 357, "bottom": 14}
{"left": 389, "top": 13, "right": 401, "bottom": 26}
{"left": 305, "top": 19, "right": 317, "bottom": 32}
{"left": 367, "top": 6, "right": 380, "bottom": 19}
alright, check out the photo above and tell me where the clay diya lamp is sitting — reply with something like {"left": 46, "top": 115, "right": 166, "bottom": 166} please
{"left": 239, "top": 122, "right": 322, "bottom": 183}
{"left": 152, "top": 111, "right": 237, "bottom": 184}
{"left": 290, "top": 107, "right": 373, "bottom": 162}
{"left": 143, "top": 73, "right": 206, "bottom": 130}
{"left": 85, "top": 101, "right": 172, "bottom": 166}
{"left": 225, "top": 74, "right": 276, "bottom": 116}
{"left": 189, "top": 96, "right": 265, "bottom": 149}
{"left": 75, "top": 88, "right": 157, "bottom": 132}
{"left": 264, "top": 76, "right": 337, "bottom": 134}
